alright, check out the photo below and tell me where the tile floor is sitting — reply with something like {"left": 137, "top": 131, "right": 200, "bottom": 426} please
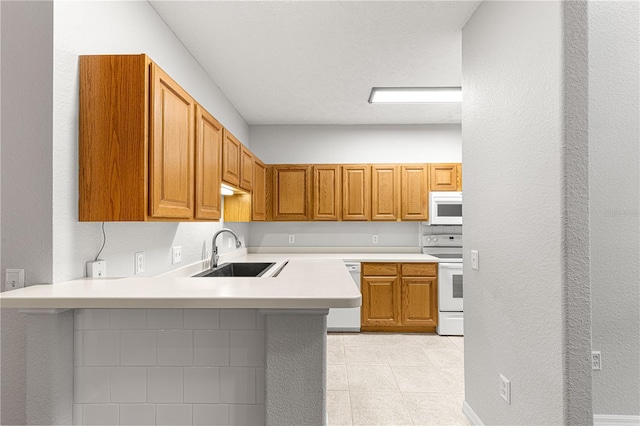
{"left": 326, "top": 333, "right": 470, "bottom": 426}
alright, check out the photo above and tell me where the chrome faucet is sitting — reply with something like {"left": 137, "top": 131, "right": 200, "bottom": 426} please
{"left": 211, "top": 228, "right": 242, "bottom": 268}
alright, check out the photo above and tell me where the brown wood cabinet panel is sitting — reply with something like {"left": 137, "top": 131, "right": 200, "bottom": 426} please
{"left": 361, "top": 276, "right": 401, "bottom": 327}
{"left": 456, "top": 164, "right": 462, "bottom": 191}
{"left": 272, "top": 165, "right": 312, "bottom": 220}
{"left": 194, "top": 105, "right": 222, "bottom": 220}
{"left": 430, "top": 163, "right": 459, "bottom": 191}
{"left": 252, "top": 159, "right": 267, "bottom": 221}
{"left": 240, "top": 145, "right": 253, "bottom": 191}
{"left": 401, "top": 263, "right": 437, "bottom": 277}
{"left": 313, "top": 165, "right": 341, "bottom": 220}
{"left": 401, "top": 165, "right": 429, "bottom": 221}
{"left": 149, "top": 63, "right": 194, "bottom": 219}
{"left": 362, "top": 263, "right": 398, "bottom": 276}
{"left": 79, "top": 54, "right": 149, "bottom": 221}
{"left": 372, "top": 165, "right": 399, "bottom": 221}
{"left": 342, "top": 165, "right": 371, "bottom": 221}
{"left": 401, "top": 277, "right": 438, "bottom": 327}
{"left": 222, "top": 129, "right": 241, "bottom": 187}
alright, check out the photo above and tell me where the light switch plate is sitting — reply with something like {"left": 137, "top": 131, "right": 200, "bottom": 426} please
{"left": 471, "top": 250, "right": 479, "bottom": 271}
{"left": 5, "top": 269, "right": 25, "bottom": 291}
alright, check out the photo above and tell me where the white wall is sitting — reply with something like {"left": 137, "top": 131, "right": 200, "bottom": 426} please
{"left": 248, "top": 124, "right": 460, "bottom": 249}
{"left": 1, "top": 2, "right": 54, "bottom": 424}
{"left": 461, "top": 2, "right": 589, "bottom": 424}
{"left": 589, "top": 2, "right": 640, "bottom": 416}
{"left": 52, "top": 0, "right": 250, "bottom": 282}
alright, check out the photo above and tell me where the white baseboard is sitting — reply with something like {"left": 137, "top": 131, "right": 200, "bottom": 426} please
{"left": 594, "top": 415, "right": 640, "bottom": 425}
{"left": 462, "top": 401, "right": 485, "bottom": 426}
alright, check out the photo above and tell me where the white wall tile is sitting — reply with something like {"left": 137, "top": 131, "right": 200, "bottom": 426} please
{"left": 83, "top": 330, "right": 120, "bottom": 366}
{"left": 256, "top": 367, "right": 265, "bottom": 405}
{"left": 229, "top": 404, "right": 265, "bottom": 426}
{"left": 110, "top": 309, "right": 147, "bottom": 329}
{"left": 194, "top": 330, "right": 230, "bottom": 366}
{"left": 120, "top": 330, "right": 156, "bottom": 366}
{"left": 220, "top": 367, "right": 256, "bottom": 404}
{"left": 157, "top": 330, "right": 193, "bottom": 366}
{"left": 82, "top": 404, "right": 119, "bottom": 426}
{"left": 147, "top": 309, "right": 183, "bottom": 329}
{"left": 147, "top": 367, "right": 183, "bottom": 403}
{"left": 220, "top": 310, "right": 256, "bottom": 330}
{"left": 156, "top": 404, "right": 192, "bottom": 426}
{"left": 110, "top": 367, "right": 146, "bottom": 403}
{"left": 230, "top": 330, "right": 265, "bottom": 367}
{"left": 75, "top": 309, "right": 111, "bottom": 330}
{"left": 184, "top": 367, "right": 220, "bottom": 403}
{"left": 74, "top": 367, "right": 110, "bottom": 404}
{"left": 73, "top": 404, "right": 83, "bottom": 425}
{"left": 74, "top": 331, "right": 83, "bottom": 367}
{"left": 193, "top": 404, "right": 229, "bottom": 426}
{"left": 184, "top": 309, "right": 219, "bottom": 329}
{"left": 119, "top": 404, "right": 156, "bottom": 426}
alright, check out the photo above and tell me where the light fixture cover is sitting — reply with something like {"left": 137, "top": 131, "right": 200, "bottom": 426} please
{"left": 368, "top": 87, "right": 462, "bottom": 103}
{"left": 220, "top": 184, "right": 235, "bottom": 196}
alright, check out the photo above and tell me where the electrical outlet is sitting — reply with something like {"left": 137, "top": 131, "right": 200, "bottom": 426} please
{"left": 172, "top": 246, "right": 182, "bottom": 264}
{"left": 471, "top": 250, "right": 479, "bottom": 271}
{"left": 86, "top": 260, "right": 106, "bottom": 278}
{"left": 372, "top": 235, "right": 379, "bottom": 244}
{"left": 289, "top": 234, "right": 295, "bottom": 244}
{"left": 135, "top": 252, "right": 145, "bottom": 275}
{"left": 499, "top": 374, "right": 511, "bottom": 404}
{"left": 228, "top": 238, "right": 233, "bottom": 248}
{"left": 4, "top": 269, "right": 25, "bottom": 291}
{"left": 592, "top": 351, "right": 602, "bottom": 370}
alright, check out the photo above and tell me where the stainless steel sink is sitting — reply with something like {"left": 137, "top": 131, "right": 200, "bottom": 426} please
{"left": 192, "top": 262, "right": 276, "bottom": 278}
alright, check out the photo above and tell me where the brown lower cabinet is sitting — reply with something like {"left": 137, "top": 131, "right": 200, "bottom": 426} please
{"left": 361, "top": 262, "right": 438, "bottom": 332}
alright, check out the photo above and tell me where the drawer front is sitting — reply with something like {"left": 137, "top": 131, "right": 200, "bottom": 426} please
{"left": 401, "top": 263, "right": 437, "bottom": 277}
{"left": 363, "top": 263, "right": 398, "bottom": 276}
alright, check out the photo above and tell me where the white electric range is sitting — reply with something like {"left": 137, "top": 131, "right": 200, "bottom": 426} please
{"left": 423, "top": 234, "right": 463, "bottom": 336}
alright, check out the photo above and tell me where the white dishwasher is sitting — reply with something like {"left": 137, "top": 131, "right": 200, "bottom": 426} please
{"left": 327, "top": 262, "right": 361, "bottom": 332}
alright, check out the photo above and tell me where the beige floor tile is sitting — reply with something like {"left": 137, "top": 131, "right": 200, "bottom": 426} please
{"left": 392, "top": 365, "right": 450, "bottom": 393}
{"left": 438, "top": 367, "right": 465, "bottom": 394}
{"left": 327, "top": 390, "right": 353, "bottom": 425}
{"left": 403, "top": 392, "right": 468, "bottom": 426}
{"left": 345, "top": 345, "right": 389, "bottom": 365}
{"left": 328, "top": 333, "right": 344, "bottom": 344}
{"left": 328, "top": 364, "right": 350, "bottom": 391}
{"left": 346, "top": 365, "right": 399, "bottom": 391}
{"left": 448, "top": 336, "right": 464, "bottom": 351}
{"left": 343, "top": 333, "right": 406, "bottom": 347}
{"left": 424, "top": 348, "right": 465, "bottom": 369}
{"left": 350, "top": 391, "right": 413, "bottom": 425}
{"left": 414, "top": 334, "right": 461, "bottom": 351}
{"left": 385, "top": 346, "right": 433, "bottom": 366}
{"left": 328, "top": 341, "right": 346, "bottom": 365}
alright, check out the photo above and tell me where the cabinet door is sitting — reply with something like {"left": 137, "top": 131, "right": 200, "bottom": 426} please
{"left": 456, "top": 164, "right": 462, "bottom": 191}
{"left": 222, "top": 129, "right": 241, "bottom": 187}
{"left": 342, "top": 165, "right": 371, "bottom": 221}
{"left": 313, "top": 165, "right": 341, "bottom": 220}
{"left": 273, "top": 165, "right": 312, "bottom": 220}
{"left": 430, "top": 163, "right": 459, "bottom": 191}
{"left": 252, "top": 159, "right": 267, "bottom": 221}
{"left": 401, "top": 165, "right": 429, "bottom": 220}
{"left": 194, "top": 105, "right": 222, "bottom": 220}
{"left": 240, "top": 145, "right": 253, "bottom": 191}
{"left": 149, "top": 63, "right": 194, "bottom": 219}
{"left": 361, "top": 276, "right": 401, "bottom": 326}
{"left": 372, "top": 165, "right": 399, "bottom": 221}
{"left": 401, "top": 277, "right": 438, "bottom": 327}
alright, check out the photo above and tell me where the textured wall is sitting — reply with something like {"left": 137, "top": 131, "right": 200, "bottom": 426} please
{"left": 589, "top": 1, "right": 640, "bottom": 416}
{"left": 52, "top": 0, "right": 250, "bottom": 282}
{"left": 461, "top": 2, "right": 566, "bottom": 424}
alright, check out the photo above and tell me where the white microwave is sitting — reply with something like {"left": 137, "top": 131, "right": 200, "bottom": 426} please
{"left": 429, "top": 191, "right": 462, "bottom": 225}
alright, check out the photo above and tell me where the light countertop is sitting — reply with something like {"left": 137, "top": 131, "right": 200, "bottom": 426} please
{"left": 0, "top": 250, "right": 439, "bottom": 310}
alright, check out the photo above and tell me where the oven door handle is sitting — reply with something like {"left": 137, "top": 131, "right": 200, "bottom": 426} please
{"left": 439, "top": 263, "right": 463, "bottom": 269}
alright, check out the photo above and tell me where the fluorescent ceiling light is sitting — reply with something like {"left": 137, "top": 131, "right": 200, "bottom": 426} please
{"left": 368, "top": 87, "right": 462, "bottom": 103}
{"left": 221, "top": 184, "right": 235, "bottom": 196}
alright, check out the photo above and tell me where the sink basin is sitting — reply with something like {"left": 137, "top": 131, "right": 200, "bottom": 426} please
{"left": 192, "top": 262, "right": 276, "bottom": 278}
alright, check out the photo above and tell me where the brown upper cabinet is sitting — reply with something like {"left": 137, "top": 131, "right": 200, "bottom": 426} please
{"left": 252, "top": 159, "right": 268, "bottom": 221}
{"left": 222, "top": 129, "right": 242, "bottom": 188}
{"left": 430, "top": 163, "right": 461, "bottom": 191}
{"left": 272, "top": 165, "right": 312, "bottom": 221}
{"left": 342, "top": 165, "right": 371, "bottom": 221}
{"left": 401, "top": 165, "right": 429, "bottom": 221}
{"left": 194, "top": 105, "right": 223, "bottom": 220}
{"left": 371, "top": 165, "right": 400, "bottom": 221}
{"left": 313, "top": 165, "right": 341, "bottom": 221}
{"left": 240, "top": 145, "right": 253, "bottom": 191}
{"left": 79, "top": 54, "right": 220, "bottom": 222}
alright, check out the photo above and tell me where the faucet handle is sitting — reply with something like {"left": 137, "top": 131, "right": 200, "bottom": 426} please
{"left": 235, "top": 239, "right": 242, "bottom": 248}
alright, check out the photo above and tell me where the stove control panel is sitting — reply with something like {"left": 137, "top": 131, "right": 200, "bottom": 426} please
{"left": 422, "top": 234, "right": 462, "bottom": 247}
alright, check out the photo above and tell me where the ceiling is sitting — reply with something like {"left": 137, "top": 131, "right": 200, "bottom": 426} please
{"left": 149, "top": 1, "right": 481, "bottom": 125}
